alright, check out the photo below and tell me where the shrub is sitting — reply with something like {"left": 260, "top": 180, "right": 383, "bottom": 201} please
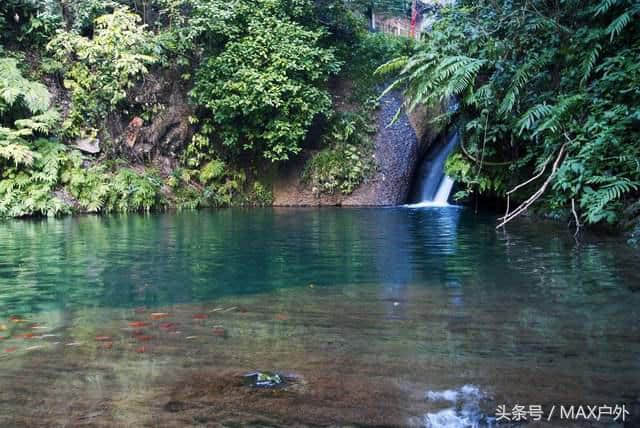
{"left": 64, "top": 163, "right": 164, "bottom": 213}
{"left": 47, "top": 7, "right": 157, "bottom": 137}
{"left": 190, "top": 0, "right": 341, "bottom": 162}
{"left": 303, "top": 109, "right": 376, "bottom": 195}
{"left": 249, "top": 181, "right": 273, "bottom": 206}
{"left": 0, "top": 57, "right": 67, "bottom": 218}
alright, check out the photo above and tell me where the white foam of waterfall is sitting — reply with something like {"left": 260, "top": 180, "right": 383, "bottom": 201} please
{"left": 405, "top": 131, "right": 459, "bottom": 208}
{"left": 433, "top": 176, "right": 455, "bottom": 205}
{"left": 407, "top": 176, "right": 455, "bottom": 207}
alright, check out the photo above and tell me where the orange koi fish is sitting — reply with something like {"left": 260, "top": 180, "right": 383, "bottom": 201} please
{"left": 128, "top": 321, "right": 149, "bottom": 328}
{"left": 151, "top": 313, "right": 170, "bottom": 320}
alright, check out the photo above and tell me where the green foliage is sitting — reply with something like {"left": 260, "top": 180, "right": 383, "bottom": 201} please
{"left": 1, "top": 140, "right": 165, "bottom": 218}
{"left": 0, "top": 139, "right": 72, "bottom": 218}
{"left": 196, "top": 158, "right": 248, "bottom": 207}
{"left": 165, "top": 159, "right": 258, "bottom": 209}
{"left": 445, "top": 153, "right": 503, "bottom": 199}
{"left": 0, "top": 57, "right": 52, "bottom": 117}
{"left": 249, "top": 181, "right": 274, "bottom": 206}
{"left": 0, "top": 56, "right": 69, "bottom": 218}
{"left": 0, "top": 0, "right": 433, "bottom": 217}
{"left": 66, "top": 0, "right": 119, "bottom": 33}
{"left": 165, "top": 167, "right": 200, "bottom": 209}
{"left": 384, "top": 0, "right": 640, "bottom": 228}
{"left": 47, "top": 7, "right": 157, "bottom": 136}
{"left": 303, "top": 108, "right": 376, "bottom": 195}
{"left": 0, "top": 59, "right": 58, "bottom": 163}
{"left": 1, "top": 0, "right": 62, "bottom": 47}
{"left": 199, "top": 159, "right": 226, "bottom": 184}
{"left": 190, "top": 0, "right": 341, "bottom": 162}
{"left": 340, "top": 31, "right": 414, "bottom": 102}
{"left": 65, "top": 164, "right": 164, "bottom": 213}
{"left": 0, "top": 51, "right": 166, "bottom": 218}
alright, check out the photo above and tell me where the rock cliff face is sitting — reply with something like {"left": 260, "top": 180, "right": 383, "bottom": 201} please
{"left": 273, "top": 90, "right": 440, "bottom": 206}
{"left": 104, "top": 70, "right": 194, "bottom": 169}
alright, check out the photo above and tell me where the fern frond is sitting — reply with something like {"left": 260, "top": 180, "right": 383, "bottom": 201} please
{"left": 14, "top": 109, "right": 60, "bottom": 134}
{"left": 595, "top": 0, "right": 622, "bottom": 15}
{"left": 579, "top": 44, "right": 602, "bottom": 86}
{"left": 517, "top": 103, "right": 553, "bottom": 135}
{"left": 0, "top": 143, "right": 36, "bottom": 166}
{"left": 377, "top": 77, "right": 406, "bottom": 101}
{"left": 0, "top": 58, "right": 52, "bottom": 114}
{"left": 607, "top": 11, "right": 632, "bottom": 40}
{"left": 374, "top": 56, "right": 408, "bottom": 76}
{"left": 533, "top": 95, "right": 583, "bottom": 136}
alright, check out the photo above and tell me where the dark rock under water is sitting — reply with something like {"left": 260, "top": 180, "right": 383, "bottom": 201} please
{"left": 243, "top": 371, "right": 285, "bottom": 388}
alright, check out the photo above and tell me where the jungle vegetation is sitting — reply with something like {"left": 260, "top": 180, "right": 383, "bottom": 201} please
{"left": 378, "top": 0, "right": 640, "bottom": 239}
{"left": 1, "top": 0, "right": 638, "bottom": 240}
{"left": 1, "top": 0, "right": 408, "bottom": 216}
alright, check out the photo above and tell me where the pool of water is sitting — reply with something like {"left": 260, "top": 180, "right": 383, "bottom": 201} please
{"left": 0, "top": 208, "right": 638, "bottom": 426}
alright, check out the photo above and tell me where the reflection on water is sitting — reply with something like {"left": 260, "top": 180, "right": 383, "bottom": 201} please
{"left": 1, "top": 208, "right": 468, "bottom": 313}
{"left": 0, "top": 208, "right": 639, "bottom": 426}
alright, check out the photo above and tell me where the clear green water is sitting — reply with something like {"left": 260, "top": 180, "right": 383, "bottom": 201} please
{"left": 0, "top": 208, "right": 638, "bottom": 426}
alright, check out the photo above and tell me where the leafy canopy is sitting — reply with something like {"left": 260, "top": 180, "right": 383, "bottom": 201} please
{"left": 381, "top": 0, "right": 640, "bottom": 228}
{"left": 189, "top": 0, "right": 341, "bottom": 162}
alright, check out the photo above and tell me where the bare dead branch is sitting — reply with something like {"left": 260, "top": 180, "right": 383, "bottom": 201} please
{"left": 571, "top": 198, "right": 581, "bottom": 236}
{"left": 497, "top": 142, "right": 567, "bottom": 229}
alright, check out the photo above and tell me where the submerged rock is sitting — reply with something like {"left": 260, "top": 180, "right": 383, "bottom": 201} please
{"left": 163, "top": 400, "right": 190, "bottom": 413}
{"left": 244, "top": 371, "right": 285, "bottom": 388}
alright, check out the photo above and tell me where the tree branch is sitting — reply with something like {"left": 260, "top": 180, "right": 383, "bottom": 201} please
{"left": 496, "top": 142, "right": 567, "bottom": 229}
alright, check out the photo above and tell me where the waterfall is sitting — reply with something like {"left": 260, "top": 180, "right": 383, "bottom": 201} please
{"left": 433, "top": 176, "right": 454, "bottom": 205}
{"left": 407, "top": 131, "right": 459, "bottom": 208}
